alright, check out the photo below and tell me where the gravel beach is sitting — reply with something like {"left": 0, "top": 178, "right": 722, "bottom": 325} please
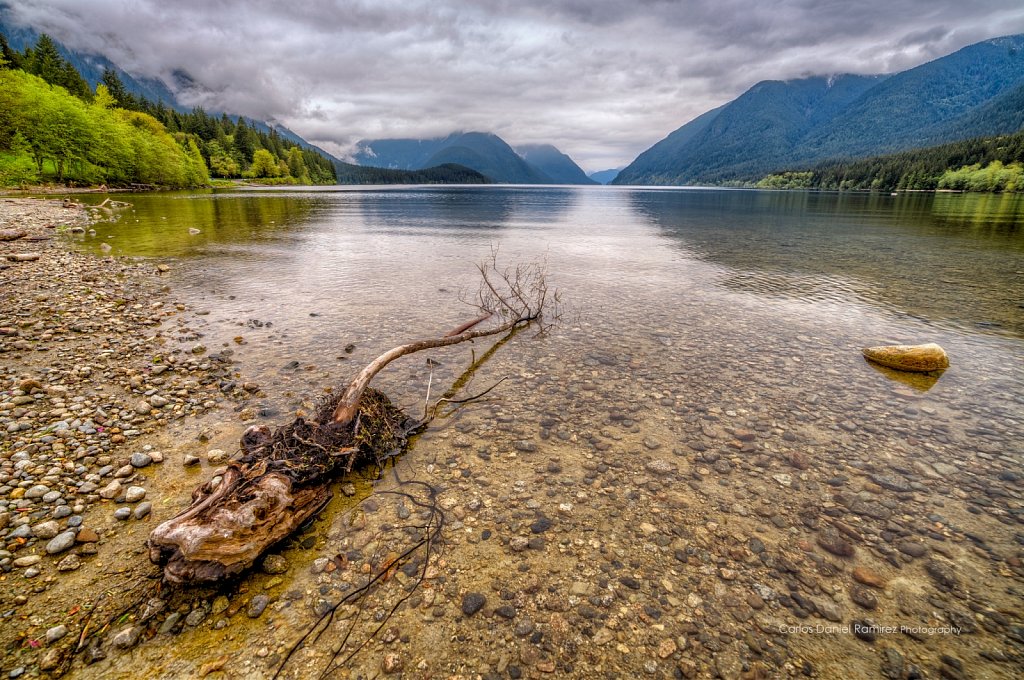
{"left": 0, "top": 197, "right": 252, "bottom": 676}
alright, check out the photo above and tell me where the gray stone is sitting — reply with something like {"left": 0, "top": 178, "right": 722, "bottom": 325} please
{"left": 113, "top": 507, "right": 131, "bottom": 520}
{"left": 45, "top": 531, "right": 76, "bottom": 554}
{"left": 185, "top": 608, "right": 207, "bottom": 627}
{"left": 134, "top": 502, "right": 152, "bottom": 519}
{"left": 98, "top": 480, "right": 121, "bottom": 500}
{"left": 45, "top": 625, "right": 68, "bottom": 643}
{"left": 158, "top": 612, "right": 181, "bottom": 634}
{"left": 110, "top": 625, "right": 142, "bottom": 649}
{"left": 31, "top": 520, "right": 60, "bottom": 539}
{"left": 24, "top": 485, "right": 50, "bottom": 499}
{"left": 247, "top": 594, "right": 270, "bottom": 618}
{"left": 461, "top": 592, "right": 486, "bottom": 616}
{"left": 125, "top": 486, "right": 146, "bottom": 503}
{"left": 130, "top": 452, "right": 153, "bottom": 468}
{"left": 814, "top": 599, "right": 844, "bottom": 622}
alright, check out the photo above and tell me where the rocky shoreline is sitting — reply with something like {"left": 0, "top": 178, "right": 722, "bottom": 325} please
{"left": 0, "top": 198, "right": 253, "bottom": 675}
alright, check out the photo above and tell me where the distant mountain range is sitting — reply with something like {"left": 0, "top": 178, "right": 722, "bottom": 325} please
{"left": 615, "top": 34, "right": 1024, "bottom": 185}
{"left": 588, "top": 168, "right": 622, "bottom": 184}
{"left": 353, "top": 132, "right": 594, "bottom": 184}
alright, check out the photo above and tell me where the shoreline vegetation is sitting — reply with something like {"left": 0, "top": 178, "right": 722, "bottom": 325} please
{"left": 755, "top": 130, "right": 1024, "bottom": 193}
{"left": 0, "top": 34, "right": 336, "bottom": 190}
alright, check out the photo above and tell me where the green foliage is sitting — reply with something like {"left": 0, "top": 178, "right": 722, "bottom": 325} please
{"left": 0, "top": 68, "right": 208, "bottom": 187}
{"left": 937, "top": 160, "right": 1023, "bottom": 192}
{"left": 756, "top": 171, "right": 813, "bottom": 189}
{"left": 0, "top": 132, "right": 39, "bottom": 186}
{"left": 204, "top": 141, "right": 240, "bottom": 178}
{"left": 22, "top": 34, "right": 91, "bottom": 100}
{"left": 0, "top": 33, "right": 337, "bottom": 187}
{"left": 246, "top": 148, "right": 280, "bottom": 178}
{"left": 762, "top": 130, "right": 1024, "bottom": 193}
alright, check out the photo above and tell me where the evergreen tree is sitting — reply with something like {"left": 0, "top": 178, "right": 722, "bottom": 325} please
{"left": 101, "top": 68, "right": 136, "bottom": 109}
{"left": 234, "top": 118, "right": 256, "bottom": 163}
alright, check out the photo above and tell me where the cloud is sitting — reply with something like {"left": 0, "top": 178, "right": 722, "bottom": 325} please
{"left": 6, "top": 0, "right": 1024, "bottom": 171}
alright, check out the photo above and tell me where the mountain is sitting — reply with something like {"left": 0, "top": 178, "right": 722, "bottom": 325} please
{"left": 354, "top": 132, "right": 591, "bottom": 184}
{"left": 516, "top": 144, "right": 596, "bottom": 184}
{"left": 615, "top": 34, "right": 1024, "bottom": 185}
{"left": 0, "top": 10, "right": 180, "bottom": 108}
{"left": 421, "top": 133, "right": 552, "bottom": 183}
{"left": 588, "top": 168, "right": 622, "bottom": 184}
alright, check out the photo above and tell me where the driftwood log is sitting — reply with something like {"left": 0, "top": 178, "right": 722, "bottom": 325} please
{"left": 149, "top": 255, "right": 554, "bottom": 584}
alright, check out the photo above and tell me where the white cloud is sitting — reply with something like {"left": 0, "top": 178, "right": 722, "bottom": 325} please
{"left": 6, "top": 0, "right": 1024, "bottom": 171}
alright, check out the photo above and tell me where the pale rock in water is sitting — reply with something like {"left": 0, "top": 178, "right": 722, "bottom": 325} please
{"left": 862, "top": 343, "right": 949, "bottom": 373}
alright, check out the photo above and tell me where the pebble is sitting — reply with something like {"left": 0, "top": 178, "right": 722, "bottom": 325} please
{"left": 45, "top": 531, "right": 77, "bottom": 554}
{"left": 262, "top": 554, "right": 289, "bottom": 574}
{"left": 130, "top": 452, "right": 153, "bottom": 468}
{"left": 98, "top": 480, "right": 122, "bottom": 500}
{"left": 817, "top": 527, "right": 855, "bottom": 557}
{"left": 850, "top": 585, "right": 878, "bottom": 610}
{"left": 45, "top": 625, "right": 68, "bottom": 643}
{"left": 125, "top": 486, "right": 147, "bottom": 502}
{"left": 896, "top": 541, "right": 928, "bottom": 558}
{"left": 461, "top": 593, "right": 486, "bottom": 616}
{"left": 31, "top": 520, "right": 60, "bottom": 539}
{"left": 852, "top": 567, "right": 886, "bottom": 588}
{"left": 247, "top": 594, "right": 270, "bottom": 618}
{"left": 134, "top": 502, "right": 152, "bottom": 519}
{"left": 110, "top": 626, "right": 142, "bottom": 649}
{"left": 185, "top": 608, "right": 208, "bottom": 627}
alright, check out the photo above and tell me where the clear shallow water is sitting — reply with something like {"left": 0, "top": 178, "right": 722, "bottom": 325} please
{"left": 68, "top": 186, "right": 1024, "bottom": 678}
{"left": 71, "top": 186, "right": 1024, "bottom": 418}
{"left": 77, "top": 186, "right": 1024, "bottom": 335}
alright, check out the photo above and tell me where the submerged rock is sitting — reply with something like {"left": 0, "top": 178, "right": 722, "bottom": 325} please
{"left": 862, "top": 343, "right": 949, "bottom": 373}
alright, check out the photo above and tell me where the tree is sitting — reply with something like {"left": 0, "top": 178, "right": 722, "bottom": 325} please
{"left": 287, "top": 146, "right": 308, "bottom": 181}
{"left": 246, "top": 148, "right": 279, "bottom": 178}
{"left": 233, "top": 117, "right": 256, "bottom": 161}
{"left": 101, "top": 68, "right": 135, "bottom": 109}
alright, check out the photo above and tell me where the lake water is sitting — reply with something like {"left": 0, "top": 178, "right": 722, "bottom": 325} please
{"left": 73, "top": 186, "right": 1024, "bottom": 678}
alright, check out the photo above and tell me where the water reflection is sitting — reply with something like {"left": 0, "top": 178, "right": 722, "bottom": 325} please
{"left": 629, "top": 189, "right": 1024, "bottom": 338}
{"left": 353, "top": 186, "right": 578, "bottom": 236}
{"left": 74, "top": 191, "right": 324, "bottom": 257}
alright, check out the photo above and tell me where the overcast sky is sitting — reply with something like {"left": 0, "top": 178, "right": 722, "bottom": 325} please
{"left": 7, "top": 0, "right": 1024, "bottom": 171}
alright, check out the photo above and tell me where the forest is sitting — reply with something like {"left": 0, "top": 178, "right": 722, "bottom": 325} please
{"left": 757, "top": 130, "right": 1024, "bottom": 192}
{"left": 0, "top": 34, "right": 336, "bottom": 188}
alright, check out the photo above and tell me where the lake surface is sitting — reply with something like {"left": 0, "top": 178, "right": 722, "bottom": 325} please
{"left": 72, "top": 186, "right": 1024, "bottom": 678}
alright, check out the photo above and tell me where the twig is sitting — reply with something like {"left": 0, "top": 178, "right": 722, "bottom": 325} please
{"left": 430, "top": 376, "right": 508, "bottom": 419}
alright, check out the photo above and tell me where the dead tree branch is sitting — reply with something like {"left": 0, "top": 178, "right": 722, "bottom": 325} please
{"left": 148, "top": 253, "right": 557, "bottom": 585}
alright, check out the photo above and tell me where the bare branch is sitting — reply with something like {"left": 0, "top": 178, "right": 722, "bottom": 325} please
{"left": 331, "top": 251, "right": 554, "bottom": 425}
